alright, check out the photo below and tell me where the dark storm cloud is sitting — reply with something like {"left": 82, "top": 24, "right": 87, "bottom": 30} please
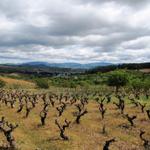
{"left": 0, "top": 0, "right": 149, "bottom": 63}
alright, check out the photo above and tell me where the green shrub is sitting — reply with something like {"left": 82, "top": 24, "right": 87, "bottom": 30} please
{"left": 35, "top": 78, "right": 49, "bottom": 89}
{"left": 0, "top": 79, "right": 5, "bottom": 88}
{"left": 130, "top": 78, "right": 143, "bottom": 90}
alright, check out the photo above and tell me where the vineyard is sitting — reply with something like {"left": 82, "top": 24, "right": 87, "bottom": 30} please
{"left": 0, "top": 70, "right": 150, "bottom": 150}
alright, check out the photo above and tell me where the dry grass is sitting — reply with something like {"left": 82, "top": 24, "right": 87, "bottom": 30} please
{"left": 0, "top": 95, "right": 150, "bottom": 150}
{"left": 0, "top": 76, "right": 35, "bottom": 89}
{"left": 139, "top": 69, "right": 150, "bottom": 73}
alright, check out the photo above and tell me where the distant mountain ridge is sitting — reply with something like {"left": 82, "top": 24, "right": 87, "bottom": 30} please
{"left": 0, "top": 62, "right": 149, "bottom": 77}
{"left": 19, "top": 61, "right": 112, "bottom": 69}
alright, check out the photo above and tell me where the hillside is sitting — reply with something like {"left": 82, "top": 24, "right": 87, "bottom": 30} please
{"left": 0, "top": 76, "right": 35, "bottom": 89}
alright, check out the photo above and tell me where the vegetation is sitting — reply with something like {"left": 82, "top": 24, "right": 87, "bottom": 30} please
{"left": 0, "top": 68, "right": 149, "bottom": 150}
{"left": 35, "top": 78, "right": 49, "bottom": 89}
{"left": 106, "top": 71, "right": 128, "bottom": 93}
{"left": 0, "top": 79, "right": 5, "bottom": 88}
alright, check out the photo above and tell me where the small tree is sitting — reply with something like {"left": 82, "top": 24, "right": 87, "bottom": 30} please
{"left": 130, "top": 78, "right": 143, "bottom": 99}
{"left": 107, "top": 71, "right": 128, "bottom": 93}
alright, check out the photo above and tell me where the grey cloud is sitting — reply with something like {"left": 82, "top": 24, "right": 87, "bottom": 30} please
{"left": 75, "top": 0, "right": 149, "bottom": 8}
{"left": 0, "top": 0, "right": 149, "bottom": 63}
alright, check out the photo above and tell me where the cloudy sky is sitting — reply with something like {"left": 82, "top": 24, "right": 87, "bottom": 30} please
{"left": 0, "top": 0, "right": 150, "bottom": 64}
